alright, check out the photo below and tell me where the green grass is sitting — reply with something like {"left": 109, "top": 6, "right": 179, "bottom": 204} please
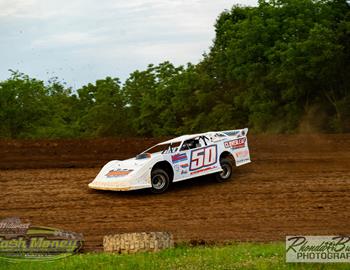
{"left": 0, "top": 243, "right": 347, "bottom": 270}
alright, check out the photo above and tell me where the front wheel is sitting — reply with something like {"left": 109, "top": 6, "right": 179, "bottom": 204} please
{"left": 151, "top": 169, "right": 170, "bottom": 194}
{"left": 216, "top": 158, "right": 233, "bottom": 182}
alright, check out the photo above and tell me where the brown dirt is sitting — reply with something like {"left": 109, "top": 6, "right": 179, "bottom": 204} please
{"left": 1, "top": 135, "right": 350, "bottom": 251}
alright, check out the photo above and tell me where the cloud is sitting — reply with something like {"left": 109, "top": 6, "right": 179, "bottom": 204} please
{"left": 0, "top": 0, "right": 258, "bottom": 87}
{"left": 0, "top": 0, "right": 37, "bottom": 17}
{"left": 0, "top": 0, "right": 71, "bottom": 19}
{"left": 31, "top": 32, "right": 106, "bottom": 48}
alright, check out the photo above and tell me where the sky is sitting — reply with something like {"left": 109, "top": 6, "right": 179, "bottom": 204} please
{"left": 0, "top": 0, "right": 257, "bottom": 89}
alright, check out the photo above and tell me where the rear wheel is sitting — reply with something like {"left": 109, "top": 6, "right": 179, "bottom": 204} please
{"left": 216, "top": 158, "right": 233, "bottom": 182}
{"left": 151, "top": 169, "right": 170, "bottom": 194}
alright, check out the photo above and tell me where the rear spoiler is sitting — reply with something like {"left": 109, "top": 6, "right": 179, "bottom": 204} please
{"left": 221, "top": 128, "right": 248, "bottom": 138}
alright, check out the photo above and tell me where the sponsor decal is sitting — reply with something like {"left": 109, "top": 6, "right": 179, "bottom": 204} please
{"left": 171, "top": 153, "right": 187, "bottom": 164}
{"left": 236, "top": 158, "right": 250, "bottom": 164}
{"left": 286, "top": 236, "right": 350, "bottom": 263}
{"left": 235, "top": 150, "right": 249, "bottom": 158}
{"left": 190, "top": 166, "right": 217, "bottom": 175}
{"left": 224, "top": 130, "right": 240, "bottom": 136}
{"left": 181, "top": 170, "right": 188, "bottom": 175}
{"left": 180, "top": 163, "right": 189, "bottom": 168}
{"left": 224, "top": 138, "right": 246, "bottom": 149}
{"left": 174, "top": 165, "right": 180, "bottom": 172}
{"left": 0, "top": 217, "right": 83, "bottom": 262}
{"left": 189, "top": 145, "right": 217, "bottom": 171}
{"left": 106, "top": 169, "right": 133, "bottom": 178}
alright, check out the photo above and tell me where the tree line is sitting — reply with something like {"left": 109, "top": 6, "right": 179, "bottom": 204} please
{"left": 1, "top": 0, "right": 349, "bottom": 139}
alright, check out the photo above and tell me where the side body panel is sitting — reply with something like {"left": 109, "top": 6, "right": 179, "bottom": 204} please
{"left": 169, "top": 129, "right": 251, "bottom": 182}
{"left": 221, "top": 134, "right": 251, "bottom": 166}
{"left": 170, "top": 143, "right": 222, "bottom": 182}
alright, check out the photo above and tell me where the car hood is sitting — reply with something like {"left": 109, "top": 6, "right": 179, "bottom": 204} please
{"left": 94, "top": 153, "right": 161, "bottom": 180}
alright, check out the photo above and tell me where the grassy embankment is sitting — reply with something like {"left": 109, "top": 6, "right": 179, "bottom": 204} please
{"left": 0, "top": 243, "right": 347, "bottom": 270}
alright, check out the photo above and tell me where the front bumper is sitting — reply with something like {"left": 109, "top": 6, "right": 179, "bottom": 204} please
{"left": 88, "top": 180, "right": 151, "bottom": 191}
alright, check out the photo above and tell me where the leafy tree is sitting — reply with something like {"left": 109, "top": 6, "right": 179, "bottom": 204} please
{"left": 124, "top": 62, "right": 183, "bottom": 136}
{"left": 0, "top": 71, "right": 49, "bottom": 138}
{"left": 77, "top": 77, "right": 130, "bottom": 137}
{"left": 1, "top": 0, "right": 350, "bottom": 138}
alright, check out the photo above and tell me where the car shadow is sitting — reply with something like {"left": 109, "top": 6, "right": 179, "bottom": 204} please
{"left": 170, "top": 175, "right": 220, "bottom": 192}
{"left": 87, "top": 174, "right": 229, "bottom": 197}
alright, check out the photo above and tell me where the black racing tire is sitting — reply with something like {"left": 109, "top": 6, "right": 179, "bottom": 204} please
{"left": 151, "top": 169, "right": 170, "bottom": 194}
{"left": 216, "top": 158, "right": 233, "bottom": 182}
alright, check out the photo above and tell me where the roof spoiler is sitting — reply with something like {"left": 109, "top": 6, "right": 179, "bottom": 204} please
{"left": 221, "top": 128, "right": 248, "bottom": 137}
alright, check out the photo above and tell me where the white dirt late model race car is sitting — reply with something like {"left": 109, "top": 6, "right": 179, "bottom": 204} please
{"left": 88, "top": 129, "right": 251, "bottom": 193}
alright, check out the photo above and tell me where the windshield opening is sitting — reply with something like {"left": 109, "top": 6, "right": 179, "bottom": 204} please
{"left": 142, "top": 142, "right": 181, "bottom": 155}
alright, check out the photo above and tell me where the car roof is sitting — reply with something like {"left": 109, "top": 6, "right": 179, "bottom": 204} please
{"left": 151, "top": 129, "right": 247, "bottom": 149}
{"left": 157, "top": 132, "right": 211, "bottom": 145}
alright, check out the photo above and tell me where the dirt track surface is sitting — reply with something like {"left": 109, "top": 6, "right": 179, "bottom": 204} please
{"left": 1, "top": 135, "right": 350, "bottom": 251}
